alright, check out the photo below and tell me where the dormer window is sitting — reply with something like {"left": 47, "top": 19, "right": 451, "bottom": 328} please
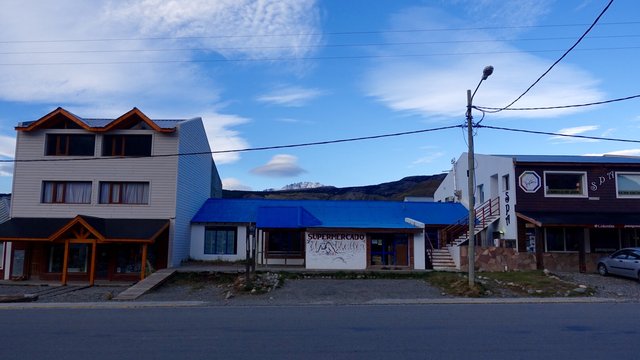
{"left": 102, "top": 134, "right": 152, "bottom": 156}
{"left": 45, "top": 134, "right": 95, "bottom": 156}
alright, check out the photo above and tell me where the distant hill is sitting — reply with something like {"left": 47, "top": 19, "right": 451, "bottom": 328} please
{"left": 222, "top": 174, "right": 446, "bottom": 201}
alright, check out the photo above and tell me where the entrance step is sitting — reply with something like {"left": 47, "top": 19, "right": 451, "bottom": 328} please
{"left": 113, "top": 268, "right": 176, "bottom": 301}
{"left": 430, "top": 249, "right": 457, "bottom": 271}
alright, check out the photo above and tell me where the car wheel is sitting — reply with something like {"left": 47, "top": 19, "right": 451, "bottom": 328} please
{"left": 597, "top": 263, "right": 608, "bottom": 276}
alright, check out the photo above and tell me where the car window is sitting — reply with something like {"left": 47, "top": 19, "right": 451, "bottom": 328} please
{"left": 613, "top": 252, "right": 629, "bottom": 259}
{"left": 629, "top": 252, "right": 640, "bottom": 260}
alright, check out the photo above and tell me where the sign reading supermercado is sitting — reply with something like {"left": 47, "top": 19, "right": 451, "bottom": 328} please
{"left": 306, "top": 232, "right": 367, "bottom": 270}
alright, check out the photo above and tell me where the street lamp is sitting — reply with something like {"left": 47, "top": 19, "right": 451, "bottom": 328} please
{"left": 467, "top": 65, "right": 493, "bottom": 287}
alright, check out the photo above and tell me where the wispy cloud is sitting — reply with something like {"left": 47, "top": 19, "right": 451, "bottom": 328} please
{"left": 0, "top": 0, "right": 321, "bottom": 164}
{"left": 251, "top": 154, "right": 307, "bottom": 177}
{"left": 257, "top": 86, "right": 326, "bottom": 107}
{"left": 584, "top": 149, "right": 640, "bottom": 157}
{"left": 363, "top": 3, "right": 603, "bottom": 120}
{"left": 0, "top": 135, "right": 16, "bottom": 159}
{"left": 550, "top": 125, "right": 599, "bottom": 143}
{"left": 411, "top": 151, "right": 445, "bottom": 166}
{"left": 0, "top": 164, "right": 13, "bottom": 177}
{"left": 222, "top": 177, "right": 253, "bottom": 191}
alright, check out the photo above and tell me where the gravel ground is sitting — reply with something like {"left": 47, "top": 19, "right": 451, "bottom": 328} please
{"left": 0, "top": 271, "right": 638, "bottom": 304}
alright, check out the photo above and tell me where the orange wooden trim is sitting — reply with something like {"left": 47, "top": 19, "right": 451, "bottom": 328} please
{"left": 16, "top": 107, "right": 90, "bottom": 132}
{"left": 515, "top": 212, "right": 542, "bottom": 227}
{"left": 140, "top": 243, "right": 148, "bottom": 280}
{"left": 61, "top": 240, "right": 69, "bottom": 285}
{"left": 100, "top": 238, "right": 155, "bottom": 244}
{"left": 149, "top": 221, "right": 170, "bottom": 242}
{"left": 48, "top": 216, "right": 105, "bottom": 243}
{"left": 89, "top": 241, "right": 97, "bottom": 286}
{"left": 0, "top": 237, "right": 49, "bottom": 242}
{"left": 104, "top": 108, "right": 175, "bottom": 133}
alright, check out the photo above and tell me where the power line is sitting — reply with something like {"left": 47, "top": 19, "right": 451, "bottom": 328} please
{"left": 482, "top": 0, "right": 615, "bottom": 115}
{"left": 1, "top": 21, "right": 637, "bottom": 45}
{"left": 478, "top": 124, "right": 640, "bottom": 144}
{"left": 3, "top": 34, "right": 640, "bottom": 56}
{"left": 3, "top": 45, "right": 639, "bottom": 67}
{"left": 0, "top": 124, "right": 462, "bottom": 164}
{"left": 475, "top": 93, "right": 640, "bottom": 111}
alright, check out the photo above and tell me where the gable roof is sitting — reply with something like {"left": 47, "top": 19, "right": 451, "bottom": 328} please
{"left": 16, "top": 107, "right": 186, "bottom": 133}
{"left": 192, "top": 198, "right": 468, "bottom": 229}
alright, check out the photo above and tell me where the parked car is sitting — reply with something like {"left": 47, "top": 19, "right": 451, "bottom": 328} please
{"left": 597, "top": 247, "right": 640, "bottom": 281}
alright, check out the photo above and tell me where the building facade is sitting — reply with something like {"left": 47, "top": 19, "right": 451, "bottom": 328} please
{"left": 190, "top": 198, "right": 468, "bottom": 270}
{"left": 0, "top": 107, "right": 219, "bottom": 283}
{"left": 435, "top": 153, "right": 640, "bottom": 272}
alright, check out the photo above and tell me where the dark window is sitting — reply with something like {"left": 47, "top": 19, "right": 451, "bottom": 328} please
{"left": 545, "top": 172, "right": 586, "bottom": 196}
{"left": 102, "top": 135, "right": 152, "bottom": 156}
{"left": 46, "top": 134, "right": 95, "bottom": 156}
{"left": 42, "top": 181, "right": 92, "bottom": 204}
{"left": 204, "top": 227, "right": 237, "bottom": 255}
{"left": 267, "top": 230, "right": 303, "bottom": 257}
{"left": 115, "top": 244, "right": 142, "bottom": 273}
{"left": 545, "top": 227, "right": 583, "bottom": 252}
{"left": 99, "top": 182, "right": 149, "bottom": 204}
{"left": 370, "top": 234, "right": 409, "bottom": 266}
{"left": 590, "top": 228, "right": 619, "bottom": 253}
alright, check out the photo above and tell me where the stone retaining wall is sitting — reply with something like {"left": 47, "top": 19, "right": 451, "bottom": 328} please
{"left": 458, "top": 246, "right": 602, "bottom": 273}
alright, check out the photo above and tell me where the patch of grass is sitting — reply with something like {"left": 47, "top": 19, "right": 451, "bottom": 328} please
{"left": 478, "top": 270, "right": 595, "bottom": 297}
{"left": 425, "top": 272, "right": 488, "bottom": 297}
{"left": 168, "top": 272, "right": 236, "bottom": 290}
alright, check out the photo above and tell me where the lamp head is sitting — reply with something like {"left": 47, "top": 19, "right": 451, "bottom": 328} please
{"left": 482, "top": 65, "right": 494, "bottom": 80}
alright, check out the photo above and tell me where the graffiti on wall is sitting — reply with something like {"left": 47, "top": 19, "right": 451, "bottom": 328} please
{"left": 306, "top": 233, "right": 366, "bottom": 269}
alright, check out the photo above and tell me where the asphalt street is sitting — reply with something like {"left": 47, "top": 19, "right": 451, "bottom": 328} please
{"left": 0, "top": 303, "right": 638, "bottom": 360}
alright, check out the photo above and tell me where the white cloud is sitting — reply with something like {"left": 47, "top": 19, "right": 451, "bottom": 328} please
{"left": 257, "top": 86, "right": 326, "bottom": 107}
{"left": 584, "top": 149, "right": 640, "bottom": 157}
{"left": 0, "top": 135, "right": 16, "bottom": 158}
{"left": 222, "top": 177, "right": 253, "bottom": 191}
{"left": 201, "top": 112, "right": 251, "bottom": 164}
{"left": 412, "top": 151, "right": 445, "bottom": 166}
{"left": 550, "top": 125, "right": 599, "bottom": 143}
{"left": 0, "top": 163, "right": 13, "bottom": 177}
{"left": 0, "top": 0, "right": 321, "bottom": 162}
{"left": 251, "top": 154, "right": 306, "bottom": 177}
{"left": 363, "top": 5, "right": 604, "bottom": 120}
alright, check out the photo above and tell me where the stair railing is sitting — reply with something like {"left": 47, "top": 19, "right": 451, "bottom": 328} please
{"left": 441, "top": 196, "right": 500, "bottom": 247}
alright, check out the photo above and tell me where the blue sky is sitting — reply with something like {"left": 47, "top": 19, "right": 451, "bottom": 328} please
{"left": 1, "top": 0, "right": 639, "bottom": 193}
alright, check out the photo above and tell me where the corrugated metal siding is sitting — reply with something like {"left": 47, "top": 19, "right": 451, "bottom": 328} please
{"left": 11, "top": 129, "right": 179, "bottom": 219}
{"left": 172, "top": 118, "right": 213, "bottom": 266}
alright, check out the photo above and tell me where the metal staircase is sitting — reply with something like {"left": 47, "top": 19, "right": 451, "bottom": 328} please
{"left": 442, "top": 197, "right": 501, "bottom": 247}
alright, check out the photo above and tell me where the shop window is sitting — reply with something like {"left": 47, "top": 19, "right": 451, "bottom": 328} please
{"left": 267, "top": 230, "right": 303, "bottom": 257}
{"left": 204, "top": 227, "right": 237, "bottom": 255}
{"left": 544, "top": 171, "right": 587, "bottom": 197}
{"left": 370, "top": 234, "right": 409, "bottom": 266}
{"left": 67, "top": 244, "right": 88, "bottom": 273}
{"left": 102, "top": 134, "right": 152, "bottom": 156}
{"left": 616, "top": 173, "right": 640, "bottom": 197}
{"left": 48, "top": 244, "right": 64, "bottom": 273}
{"left": 590, "top": 228, "right": 619, "bottom": 253}
{"left": 544, "top": 228, "right": 582, "bottom": 252}
{"left": 99, "top": 182, "right": 149, "bottom": 204}
{"left": 42, "top": 181, "right": 92, "bottom": 204}
{"left": 116, "top": 245, "right": 142, "bottom": 273}
{"left": 621, "top": 228, "right": 640, "bottom": 248}
{"left": 46, "top": 134, "right": 95, "bottom": 156}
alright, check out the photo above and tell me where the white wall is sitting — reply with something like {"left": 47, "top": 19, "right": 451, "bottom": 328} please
{"left": 413, "top": 232, "right": 426, "bottom": 270}
{"left": 435, "top": 153, "right": 518, "bottom": 241}
{"left": 190, "top": 224, "right": 247, "bottom": 262}
{"left": 11, "top": 128, "right": 179, "bottom": 219}
{"left": 305, "top": 232, "right": 367, "bottom": 270}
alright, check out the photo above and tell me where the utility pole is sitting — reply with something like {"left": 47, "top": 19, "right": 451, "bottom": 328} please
{"left": 466, "top": 89, "right": 476, "bottom": 287}
{"left": 466, "top": 65, "right": 493, "bottom": 287}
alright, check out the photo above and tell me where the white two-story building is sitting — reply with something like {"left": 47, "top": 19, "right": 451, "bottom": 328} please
{"left": 0, "top": 107, "right": 220, "bottom": 284}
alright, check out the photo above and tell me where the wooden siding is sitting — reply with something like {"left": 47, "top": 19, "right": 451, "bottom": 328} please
{"left": 11, "top": 128, "right": 179, "bottom": 219}
{"left": 515, "top": 163, "right": 640, "bottom": 213}
{"left": 172, "top": 118, "right": 214, "bottom": 266}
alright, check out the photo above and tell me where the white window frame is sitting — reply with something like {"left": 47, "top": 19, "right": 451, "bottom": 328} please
{"left": 543, "top": 171, "right": 588, "bottom": 198}
{"left": 615, "top": 172, "right": 640, "bottom": 198}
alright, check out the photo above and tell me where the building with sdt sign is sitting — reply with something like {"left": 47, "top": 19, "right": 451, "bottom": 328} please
{"left": 190, "top": 198, "right": 467, "bottom": 270}
{"left": 434, "top": 153, "right": 640, "bottom": 273}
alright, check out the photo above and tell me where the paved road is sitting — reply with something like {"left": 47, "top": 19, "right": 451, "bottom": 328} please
{"left": 0, "top": 303, "right": 638, "bottom": 360}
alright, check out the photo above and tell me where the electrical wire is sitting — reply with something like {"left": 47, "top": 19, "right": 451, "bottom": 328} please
{"left": 478, "top": 124, "right": 640, "bottom": 144}
{"left": 0, "top": 124, "right": 462, "bottom": 163}
{"left": 1, "top": 20, "right": 637, "bottom": 44}
{"left": 475, "top": 93, "right": 640, "bottom": 111}
{"left": 482, "top": 0, "right": 615, "bottom": 114}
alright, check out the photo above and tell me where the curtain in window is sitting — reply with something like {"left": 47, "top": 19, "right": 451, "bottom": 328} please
{"left": 65, "top": 182, "right": 92, "bottom": 203}
{"left": 122, "top": 183, "right": 149, "bottom": 204}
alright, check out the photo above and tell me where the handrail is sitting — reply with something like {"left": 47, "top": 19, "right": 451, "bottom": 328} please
{"left": 425, "top": 231, "right": 435, "bottom": 269}
{"left": 441, "top": 196, "right": 500, "bottom": 247}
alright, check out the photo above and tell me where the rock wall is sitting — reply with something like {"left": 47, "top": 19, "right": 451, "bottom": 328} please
{"left": 458, "top": 246, "right": 601, "bottom": 273}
